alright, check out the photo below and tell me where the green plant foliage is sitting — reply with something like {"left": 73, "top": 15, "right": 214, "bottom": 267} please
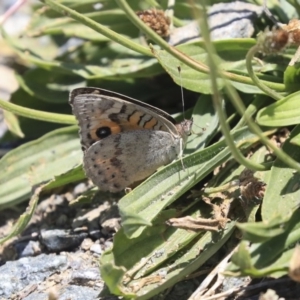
{"left": 257, "top": 91, "right": 300, "bottom": 126}
{"left": 227, "top": 209, "right": 300, "bottom": 278}
{"left": 1, "top": 0, "right": 300, "bottom": 298}
{"left": 0, "top": 126, "right": 81, "bottom": 208}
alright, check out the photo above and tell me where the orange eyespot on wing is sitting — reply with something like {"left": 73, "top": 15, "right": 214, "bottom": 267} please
{"left": 69, "top": 90, "right": 176, "bottom": 150}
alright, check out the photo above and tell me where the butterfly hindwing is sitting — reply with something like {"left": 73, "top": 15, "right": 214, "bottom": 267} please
{"left": 83, "top": 130, "right": 181, "bottom": 192}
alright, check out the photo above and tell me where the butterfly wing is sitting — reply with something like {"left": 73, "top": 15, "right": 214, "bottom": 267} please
{"left": 69, "top": 87, "right": 191, "bottom": 192}
{"left": 69, "top": 87, "right": 179, "bottom": 151}
{"left": 84, "top": 130, "right": 181, "bottom": 192}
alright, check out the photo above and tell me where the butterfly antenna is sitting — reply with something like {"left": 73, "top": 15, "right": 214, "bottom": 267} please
{"left": 177, "top": 66, "right": 186, "bottom": 121}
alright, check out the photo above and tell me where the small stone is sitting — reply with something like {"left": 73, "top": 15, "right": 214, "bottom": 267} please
{"left": 101, "top": 218, "right": 120, "bottom": 235}
{"left": 18, "top": 240, "right": 42, "bottom": 258}
{"left": 56, "top": 214, "right": 68, "bottom": 226}
{"left": 88, "top": 229, "right": 102, "bottom": 240}
{"left": 81, "top": 238, "right": 94, "bottom": 251}
{"left": 74, "top": 183, "right": 88, "bottom": 195}
{"left": 103, "top": 241, "right": 113, "bottom": 251}
{"left": 90, "top": 244, "right": 102, "bottom": 255}
{"left": 40, "top": 229, "right": 87, "bottom": 252}
{"left": 71, "top": 268, "right": 100, "bottom": 283}
{"left": 53, "top": 195, "right": 64, "bottom": 206}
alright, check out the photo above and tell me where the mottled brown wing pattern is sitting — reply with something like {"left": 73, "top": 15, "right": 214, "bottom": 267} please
{"left": 69, "top": 88, "right": 178, "bottom": 151}
{"left": 69, "top": 87, "right": 193, "bottom": 192}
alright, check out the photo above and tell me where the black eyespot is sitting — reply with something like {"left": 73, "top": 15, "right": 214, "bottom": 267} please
{"left": 96, "top": 126, "right": 111, "bottom": 139}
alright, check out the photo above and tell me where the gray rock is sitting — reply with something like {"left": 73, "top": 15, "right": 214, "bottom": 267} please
{"left": 23, "top": 285, "right": 100, "bottom": 300}
{"left": 18, "top": 240, "right": 42, "bottom": 258}
{"left": 90, "top": 244, "right": 102, "bottom": 255}
{"left": 169, "top": 1, "right": 264, "bottom": 45}
{"left": 58, "top": 285, "right": 99, "bottom": 300}
{"left": 40, "top": 229, "right": 87, "bottom": 252}
{"left": 71, "top": 268, "right": 101, "bottom": 284}
{"left": 0, "top": 254, "right": 67, "bottom": 298}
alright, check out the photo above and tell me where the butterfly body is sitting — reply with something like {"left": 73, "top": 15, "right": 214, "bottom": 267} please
{"left": 70, "top": 87, "right": 192, "bottom": 193}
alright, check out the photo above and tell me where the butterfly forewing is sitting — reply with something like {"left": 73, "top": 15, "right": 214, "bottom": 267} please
{"left": 70, "top": 88, "right": 179, "bottom": 151}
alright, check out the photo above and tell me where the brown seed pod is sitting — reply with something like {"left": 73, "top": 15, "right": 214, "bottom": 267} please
{"left": 257, "top": 27, "right": 291, "bottom": 54}
{"left": 282, "top": 19, "right": 300, "bottom": 45}
{"left": 136, "top": 9, "right": 171, "bottom": 37}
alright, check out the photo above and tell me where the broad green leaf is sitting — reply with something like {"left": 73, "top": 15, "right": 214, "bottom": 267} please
{"left": 290, "top": 133, "right": 300, "bottom": 146}
{"left": 0, "top": 126, "right": 81, "bottom": 209}
{"left": 28, "top": 10, "right": 138, "bottom": 41}
{"left": 136, "top": 222, "right": 235, "bottom": 299}
{"left": 155, "top": 40, "right": 280, "bottom": 95}
{"left": 155, "top": 43, "right": 224, "bottom": 94}
{"left": 101, "top": 207, "right": 236, "bottom": 298}
{"left": 227, "top": 209, "right": 300, "bottom": 278}
{"left": 16, "top": 69, "right": 85, "bottom": 104}
{"left": 43, "top": 165, "right": 85, "bottom": 190}
{"left": 185, "top": 94, "right": 218, "bottom": 154}
{"left": 284, "top": 64, "right": 300, "bottom": 92}
{"left": 262, "top": 125, "right": 300, "bottom": 221}
{"left": 237, "top": 218, "right": 286, "bottom": 243}
{"left": 2, "top": 28, "right": 161, "bottom": 80}
{"left": 0, "top": 87, "right": 72, "bottom": 143}
{"left": 257, "top": 91, "right": 300, "bottom": 127}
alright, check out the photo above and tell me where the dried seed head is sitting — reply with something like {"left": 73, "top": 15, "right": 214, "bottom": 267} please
{"left": 240, "top": 180, "right": 266, "bottom": 200}
{"left": 136, "top": 9, "right": 170, "bottom": 37}
{"left": 257, "top": 27, "right": 291, "bottom": 54}
{"left": 282, "top": 19, "right": 300, "bottom": 45}
{"left": 239, "top": 169, "right": 266, "bottom": 201}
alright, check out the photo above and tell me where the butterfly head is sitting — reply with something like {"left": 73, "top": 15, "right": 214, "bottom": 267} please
{"left": 176, "top": 118, "right": 193, "bottom": 145}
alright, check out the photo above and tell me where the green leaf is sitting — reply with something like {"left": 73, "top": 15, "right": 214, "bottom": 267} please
{"left": 155, "top": 40, "right": 278, "bottom": 94}
{"left": 185, "top": 94, "right": 219, "bottom": 154}
{"left": 16, "top": 69, "right": 85, "bottom": 104}
{"left": 2, "top": 27, "right": 161, "bottom": 80}
{"left": 237, "top": 218, "right": 286, "bottom": 243}
{"left": 227, "top": 209, "right": 300, "bottom": 278}
{"left": 3, "top": 110, "right": 24, "bottom": 138}
{"left": 257, "top": 91, "right": 300, "bottom": 127}
{"left": 284, "top": 64, "right": 300, "bottom": 92}
{"left": 0, "top": 88, "right": 73, "bottom": 142}
{"left": 155, "top": 43, "right": 224, "bottom": 94}
{"left": 0, "top": 126, "right": 81, "bottom": 209}
{"left": 262, "top": 125, "right": 300, "bottom": 221}
{"left": 28, "top": 9, "right": 138, "bottom": 41}
{"left": 43, "top": 165, "right": 85, "bottom": 190}
{"left": 100, "top": 207, "right": 236, "bottom": 298}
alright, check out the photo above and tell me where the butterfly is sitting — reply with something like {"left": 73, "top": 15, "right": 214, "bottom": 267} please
{"left": 69, "top": 87, "right": 193, "bottom": 193}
